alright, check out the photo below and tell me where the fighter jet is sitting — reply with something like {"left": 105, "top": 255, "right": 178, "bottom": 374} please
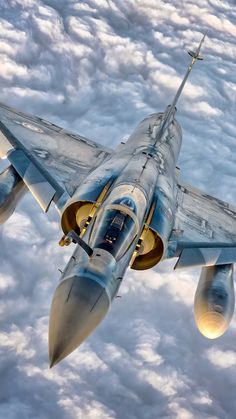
{"left": 0, "top": 36, "right": 235, "bottom": 368}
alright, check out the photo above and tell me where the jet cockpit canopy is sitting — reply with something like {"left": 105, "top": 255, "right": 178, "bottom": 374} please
{"left": 89, "top": 197, "right": 139, "bottom": 260}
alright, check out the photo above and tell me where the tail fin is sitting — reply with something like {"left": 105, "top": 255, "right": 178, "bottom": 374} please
{"left": 188, "top": 34, "right": 205, "bottom": 61}
{"left": 188, "top": 50, "right": 204, "bottom": 60}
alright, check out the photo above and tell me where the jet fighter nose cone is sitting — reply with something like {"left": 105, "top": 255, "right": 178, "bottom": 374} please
{"left": 49, "top": 275, "right": 110, "bottom": 367}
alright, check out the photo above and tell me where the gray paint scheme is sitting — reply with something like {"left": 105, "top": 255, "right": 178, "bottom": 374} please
{"left": 8, "top": 148, "right": 57, "bottom": 212}
{"left": 0, "top": 102, "right": 111, "bottom": 199}
{"left": 175, "top": 247, "right": 236, "bottom": 269}
{"left": 2, "top": 93, "right": 235, "bottom": 266}
{"left": 0, "top": 37, "right": 235, "bottom": 364}
{"left": 172, "top": 181, "right": 236, "bottom": 245}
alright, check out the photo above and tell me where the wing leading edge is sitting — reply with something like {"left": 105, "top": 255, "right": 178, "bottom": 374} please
{"left": 0, "top": 102, "right": 112, "bottom": 211}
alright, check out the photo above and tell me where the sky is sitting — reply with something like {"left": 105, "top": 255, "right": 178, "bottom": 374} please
{"left": 1, "top": 0, "right": 236, "bottom": 418}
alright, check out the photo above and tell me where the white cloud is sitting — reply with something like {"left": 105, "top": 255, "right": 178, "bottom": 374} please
{"left": 168, "top": 402, "right": 194, "bottom": 419}
{"left": 139, "top": 369, "right": 187, "bottom": 397}
{"left": 0, "top": 325, "right": 35, "bottom": 359}
{"left": 192, "top": 391, "right": 213, "bottom": 406}
{"left": 3, "top": 212, "right": 42, "bottom": 243}
{"left": 201, "top": 13, "right": 236, "bottom": 38}
{"left": 183, "top": 101, "right": 222, "bottom": 117}
{"left": 0, "top": 274, "right": 16, "bottom": 291}
{"left": 206, "top": 348, "right": 236, "bottom": 368}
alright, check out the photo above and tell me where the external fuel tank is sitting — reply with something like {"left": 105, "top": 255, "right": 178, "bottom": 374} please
{"left": 0, "top": 165, "right": 26, "bottom": 223}
{"left": 194, "top": 264, "right": 235, "bottom": 339}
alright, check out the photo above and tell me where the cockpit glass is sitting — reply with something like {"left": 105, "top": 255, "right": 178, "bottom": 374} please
{"left": 89, "top": 197, "right": 138, "bottom": 260}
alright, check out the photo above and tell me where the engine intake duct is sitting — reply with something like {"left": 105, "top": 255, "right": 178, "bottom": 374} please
{"left": 194, "top": 264, "right": 235, "bottom": 339}
{"left": 0, "top": 165, "right": 26, "bottom": 223}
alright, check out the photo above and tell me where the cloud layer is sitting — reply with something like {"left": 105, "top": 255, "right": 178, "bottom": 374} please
{"left": 1, "top": 1, "right": 236, "bottom": 418}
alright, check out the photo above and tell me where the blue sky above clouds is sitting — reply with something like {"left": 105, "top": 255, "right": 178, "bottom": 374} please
{"left": 1, "top": 0, "right": 236, "bottom": 418}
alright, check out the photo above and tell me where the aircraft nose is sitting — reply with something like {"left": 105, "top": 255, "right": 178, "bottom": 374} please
{"left": 49, "top": 275, "right": 110, "bottom": 367}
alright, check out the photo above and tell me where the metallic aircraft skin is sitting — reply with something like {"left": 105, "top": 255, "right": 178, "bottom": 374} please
{"left": 49, "top": 112, "right": 182, "bottom": 365}
{"left": 0, "top": 36, "right": 236, "bottom": 367}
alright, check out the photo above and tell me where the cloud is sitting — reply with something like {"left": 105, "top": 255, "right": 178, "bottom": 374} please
{"left": 207, "top": 348, "right": 236, "bottom": 368}
{"left": 1, "top": 1, "right": 236, "bottom": 418}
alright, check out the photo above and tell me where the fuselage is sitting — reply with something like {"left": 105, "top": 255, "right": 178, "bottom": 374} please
{"left": 49, "top": 111, "right": 183, "bottom": 366}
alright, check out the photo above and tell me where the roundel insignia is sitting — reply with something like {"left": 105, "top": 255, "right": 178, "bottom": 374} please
{"left": 12, "top": 119, "right": 44, "bottom": 133}
{"left": 21, "top": 122, "right": 44, "bottom": 133}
